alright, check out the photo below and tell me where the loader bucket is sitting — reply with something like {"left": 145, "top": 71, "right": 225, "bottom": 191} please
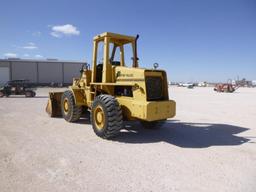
{"left": 46, "top": 92, "right": 63, "bottom": 117}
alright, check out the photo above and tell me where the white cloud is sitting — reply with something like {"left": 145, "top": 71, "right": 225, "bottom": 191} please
{"left": 4, "top": 53, "right": 17, "bottom": 58}
{"left": 23, "top": 46, "right": 37, "bottom": 49}
{"left": 51, "top": 31, "right": 61, "bottom": 38}
{"left": 50, "top": 24, "right": 80, "bottom": 38}
{"left": 23, "top": 42, "right": 38, "bottom": 49}
{"left": 35, "top": 54, "right": 43, "bottom": 58}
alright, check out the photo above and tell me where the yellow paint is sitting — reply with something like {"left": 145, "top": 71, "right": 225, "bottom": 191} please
{"left": 63, "top": 98, "right": 69, "bottom": 114}
{"left": 116, "top": 97, "right": 176, "bottom": 121}
{"left": 93, "top": 105, "right": 105, "bottom": 130}
{"left": 47, "top": 32, "right": 176, "bottom": 122}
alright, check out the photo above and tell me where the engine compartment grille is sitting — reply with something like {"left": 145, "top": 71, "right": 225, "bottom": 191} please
{"left": 145, "top": 76, "right": 163, "bottom": 101}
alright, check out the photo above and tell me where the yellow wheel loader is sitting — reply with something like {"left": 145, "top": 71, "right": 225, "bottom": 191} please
{"left": 46, "top": 32, "right": 176, "bottom": 139}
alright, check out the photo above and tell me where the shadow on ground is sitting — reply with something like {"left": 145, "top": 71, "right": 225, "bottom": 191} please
{"left": 73, "top": 112, "right": 91, "bottom": 124}
{"left": 113, "top": 120, "right": 250, "bottom": 148}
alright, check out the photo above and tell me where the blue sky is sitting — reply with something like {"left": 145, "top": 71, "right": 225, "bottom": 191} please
{"left": 0, "top": 0, "right": 255, "bottom": 82}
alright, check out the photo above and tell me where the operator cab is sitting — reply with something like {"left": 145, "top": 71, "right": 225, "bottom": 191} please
{"left": 93, "top": 32, "right": 139, "bottom": 83}
{"left": 95, "top": 43, "right": 122, "bottom": 82}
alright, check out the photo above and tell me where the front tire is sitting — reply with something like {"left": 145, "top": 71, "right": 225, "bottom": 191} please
{"left": 91, "top": 95, "right": 123, "bottom": 139}
{"left": 61, "top": 90, "right": 82, "bottom": 122}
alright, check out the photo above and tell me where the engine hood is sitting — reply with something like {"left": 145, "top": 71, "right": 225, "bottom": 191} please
{"left": 114, "top": 66, "right": 165, "bottom": 82}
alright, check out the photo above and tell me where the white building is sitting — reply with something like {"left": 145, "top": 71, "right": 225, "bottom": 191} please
{"left": 0, "top": 58, "right": 85, "bottom": 86}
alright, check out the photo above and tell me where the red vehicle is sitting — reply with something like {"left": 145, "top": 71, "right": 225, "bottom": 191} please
{"left": 214, "top": 83, "right": 238, "bottom": 93}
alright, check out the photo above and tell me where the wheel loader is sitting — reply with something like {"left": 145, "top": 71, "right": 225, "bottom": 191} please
{"left": 46, "top": 32, "right": 176, "bottom": 139}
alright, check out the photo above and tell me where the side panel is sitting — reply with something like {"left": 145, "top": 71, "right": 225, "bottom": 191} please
{"left": 0, "top": 67, "right": 9, "bottom": 85}
{"left": 63, "top": 63, "right": 82, "bottom": 84}
{"left": 38, "top": 62, "right": 62, "bottom": 83}
{"left": 0, "top": 61, "right": 9, "bottom": 67}
{"left": 12, "top": 61, "right": 37, "bottom": 83}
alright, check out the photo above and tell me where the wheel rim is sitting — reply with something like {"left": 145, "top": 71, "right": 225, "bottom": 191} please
{"left": 94, "top": 105, "right": 105, "bottom": 130}
{"left": 63, "top": 98, "right": 69, "bottom": 114}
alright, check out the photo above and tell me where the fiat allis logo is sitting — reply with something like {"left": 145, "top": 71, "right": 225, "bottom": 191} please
{"left": 116, "top": 71, "right": 134, "bottom": 78}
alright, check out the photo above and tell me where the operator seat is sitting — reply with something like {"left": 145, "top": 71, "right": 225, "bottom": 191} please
{"left": 110, "top": 61, "right": 120, "bottom": 66}
{"left": 96, "top": 64, "right": 103, "bottom": 82}
{"left": 96, "top": 61, "right": 120, "bottom": 82}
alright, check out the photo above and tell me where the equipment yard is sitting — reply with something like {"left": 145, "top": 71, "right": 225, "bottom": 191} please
{"left": 0, "top": 87, "right": 256, "bottom": 192}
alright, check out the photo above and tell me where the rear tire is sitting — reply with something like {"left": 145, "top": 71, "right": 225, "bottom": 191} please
{"left": 31, "top": 91, "right": 36, "bottom": 97}
{"left": 61, "top": 90, "right": 82, "bottom": 122}
{"left": 91, "top": 94, "right": 123, "bottom": 139}
{"left": 0, "top": 91, "right": 4, "bottom": 97}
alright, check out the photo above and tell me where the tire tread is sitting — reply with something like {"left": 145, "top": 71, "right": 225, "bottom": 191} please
{"left": 61, "top": 90, "right": 82, "bottom": 122}
{"left": 91, "top": 94, "right": 123, "bottom": 139}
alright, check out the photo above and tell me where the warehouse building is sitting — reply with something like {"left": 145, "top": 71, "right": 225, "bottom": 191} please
{"left": 0, "top": 58, "right": 85, "bottom": 86}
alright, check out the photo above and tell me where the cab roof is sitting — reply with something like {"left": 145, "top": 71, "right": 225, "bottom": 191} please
{"left": 94, "top": 32, "right": 136, "bottom": 44}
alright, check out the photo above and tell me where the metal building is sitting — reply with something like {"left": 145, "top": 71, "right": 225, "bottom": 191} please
{"left": 0, "top": 58, "right": 85, "bottom": 86}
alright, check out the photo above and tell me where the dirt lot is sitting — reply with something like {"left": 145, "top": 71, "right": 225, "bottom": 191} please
{"left": 0, "top": 87, "right": 256, "bottom": 192}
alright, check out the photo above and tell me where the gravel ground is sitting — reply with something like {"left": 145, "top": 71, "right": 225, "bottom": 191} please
{"left": 0, "top": 87, "right": 256, "bottom": 192}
